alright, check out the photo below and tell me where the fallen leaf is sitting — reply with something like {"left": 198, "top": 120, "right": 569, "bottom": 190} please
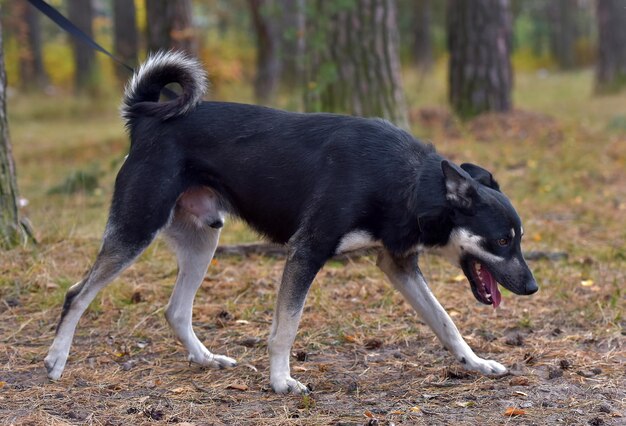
{"left": 504, "top": 407, "right": 526, "bottom": 417}
{"left": 364, "top": 410, "right": 375, "bottom": 418}
{"left": 409, "top": 406, "right": 422, "bottom": 413}
{"left": 226, "top": 383, "right": 248, "bottom": 391}
{"left": 317, "top": 363, "right": 329, "bottom": 373}
{"left": 456, "top": 401, "right": 475, "bottom": 408}
{"left": 343, "top": 334, "right": 358, "bottom": 343}
{"left": 510, "top": 376, "right": 530, "bottom": 386}
{"left": 293, "top": 366, "right": 309, "bottom": 372}
{"left": 452, "top": 274, "right": 465, "bottom": 282}
{"left": 581, "top": 279, "right": 594, "bottom": 287}
{"left": 171, "top": 387, "right": 186, "bottom": 394}
{"left": 389, "top": 410, "right": 404, "bottom": 415}
{"left": 0, "top": 381, "right": 5, "bottom": 388}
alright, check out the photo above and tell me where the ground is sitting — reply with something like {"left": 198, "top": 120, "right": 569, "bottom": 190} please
{"left": 0, "top": 69, "right": 624, "bottom": 425}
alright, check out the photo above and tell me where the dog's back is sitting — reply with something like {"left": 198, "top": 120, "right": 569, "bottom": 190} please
{"left": 121, "top": 53, "right": 435, "bottom": 247}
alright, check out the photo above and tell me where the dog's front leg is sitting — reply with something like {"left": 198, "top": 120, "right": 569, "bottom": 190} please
{"left": 268, "top": 245, "right": 322, "bottom": 394}
{"left": 377, "top": 249, "right": 507, "bottom": 375}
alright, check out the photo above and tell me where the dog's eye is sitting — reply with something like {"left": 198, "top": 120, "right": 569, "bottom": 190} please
{"left": 497, "top": 238, "right": 510, "bottom": 247}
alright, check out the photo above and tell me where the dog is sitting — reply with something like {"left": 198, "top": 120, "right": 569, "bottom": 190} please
{"left": 44, "top": 51, "right": 538, "bottom": 393}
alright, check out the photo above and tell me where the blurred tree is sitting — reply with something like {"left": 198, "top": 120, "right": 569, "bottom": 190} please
{"left": 0, "top": 21, "right": 27, "bottom": 248}
{"left": 68, "top": 0, "right": 97, "bottom": 94}
{"left": 248, "top": 0, "right": 281, "bottom": 104}
{"left": 13, "top": 0, "right": 48, "bottom": 91}
{"left": 447, "top": 0, "right": 513, "bottom": 118}
{"left": 277, "top": 0, "right": 305, "bottom": 88}
{"left": 413, "top": 0, "right": 433, "bottom": 71}
{"left": 547, "top": 0, "right": 577, "bottom": 69}
{"left": 595, "top": 0, "right": 626, "bottom": 93}
{"left": 146, "top": 0, "right": 197, "bottom": 56}
{"left": 511, "top": 0, "right": 596, "bottom": 70}
{"left": 113, "top": 0, "right": 138, "bottom": 83}
{"left": 303, "top": 0, "right": 408, "bottom": 129}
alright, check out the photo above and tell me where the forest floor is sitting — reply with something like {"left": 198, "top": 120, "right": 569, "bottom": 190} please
{"left": 1, "top": 69, "right": 624, "bottom": 425}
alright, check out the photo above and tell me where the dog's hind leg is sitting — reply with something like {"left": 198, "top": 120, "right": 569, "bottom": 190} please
{"left": 377, "top": 249, "right": 507, "bottom": 375}
{"left": 44, "top": 157, "right": 183, "bottom": 380}
{"left": 163, "top": 211, "right": 236, "bottom": 369}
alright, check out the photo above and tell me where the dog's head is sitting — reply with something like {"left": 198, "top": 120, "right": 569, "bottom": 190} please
{"left": 437, "top": 160, "right": 538, "bottom": 308}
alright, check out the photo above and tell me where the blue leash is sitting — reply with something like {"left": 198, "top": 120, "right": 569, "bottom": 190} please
{"left": 27, "top": 0, "right": 134, "bottom": 73}
{"left": 27, "top": 0, "right": 178, "bottom": 99}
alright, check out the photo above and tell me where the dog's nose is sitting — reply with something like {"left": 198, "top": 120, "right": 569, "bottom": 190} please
{"left": 525, "top": 279, "right": 538, "bottom": 295}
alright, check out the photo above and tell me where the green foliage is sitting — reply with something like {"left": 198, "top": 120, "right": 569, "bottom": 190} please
{"left": 512, "top": 47, "right": 556, "bottom": 72}
{"left": 595, "top": 73, "right": 626, "bottom": 95}
{"left": 47, "top": 167, "right": 101, "bottom": 195}
{"left": 606, "top": 115, "right": 626, "bottom": 132}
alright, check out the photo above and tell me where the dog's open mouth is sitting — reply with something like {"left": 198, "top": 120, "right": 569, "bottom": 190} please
{"left": 462, "top": 257, "right": 502, "bottom": 308}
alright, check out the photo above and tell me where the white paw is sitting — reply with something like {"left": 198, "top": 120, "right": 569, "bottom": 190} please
{"left": 188, "top": 348, "right": 237, "bottom": 369}
{"left": 44, "top": 350, "right": 68, "bottom": 380}
{"left": 463, "top": 356, "right": 508, "bottom": 375}
{"left": 270, "top": 376, "right": 310, "bottom": 394}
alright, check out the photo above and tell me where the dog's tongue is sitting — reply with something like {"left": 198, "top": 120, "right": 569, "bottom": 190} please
{"left": 480, "top": 267, "right": 502, "bottom": 308}
{"left": 489, "top": 277, "right": 502, "bottom": 308}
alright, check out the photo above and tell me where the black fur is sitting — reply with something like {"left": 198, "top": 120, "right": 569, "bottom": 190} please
{"left": 57, "top": 281, "right": 84, "bottom": 331}
{"left": 117, "top": 53, "right": 537, "bottom": 301}
{"left": 122, "top": 100, "right": 458, "bottom": 256}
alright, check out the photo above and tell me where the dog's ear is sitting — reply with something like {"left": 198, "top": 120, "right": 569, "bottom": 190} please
{"left": 441, "top": 160, "right": 477, "bottom": 212}
{"left": 460, "top": 163, "right": 500, "bottom": 191}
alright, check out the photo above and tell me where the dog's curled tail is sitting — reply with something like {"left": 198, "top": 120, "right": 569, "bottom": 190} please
{"left": 121, "top": 50, "right": 208, "bottom": 123}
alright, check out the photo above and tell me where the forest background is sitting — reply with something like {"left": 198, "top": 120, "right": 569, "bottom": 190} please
{"left": 0, "top": 1, "right": 624, "bottom": 425}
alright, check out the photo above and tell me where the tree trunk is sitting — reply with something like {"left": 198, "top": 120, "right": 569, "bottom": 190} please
{"left": 13, "top": 0, "right": 48, "bottom": 91}
{"left": 146, "top": 0, "right": 197, "bottom": 56}
{"left": 595, "top": 0, "right": 626, "bottom": 93}
{"left": 413, "top": 0, "right": 433, "bottom": 71}
{"left": 303, "top": 0, "right": 408, "bottom": 129}
{"left": 277, "top": 0, "right": 306, "bottom": 88}
{"left": 249, "top": 0, "right": 281, "bottom": 104}
{"left": 447, "top": 0, "right": 513, "bottom": 119}
{"left": 0, "top": 21, "right": 24, "bottom": 248}
{"left": 68, "top": 0, "right": 97, "bottom": 94}
{"left": 547, "top": 0, "right": 577, "bottom": 70}
{"left": 113, "top": 0, "right": 138, "bottom": 83}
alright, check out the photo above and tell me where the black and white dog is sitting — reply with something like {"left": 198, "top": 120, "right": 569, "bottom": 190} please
{"left": 44, "top": 52, "right": 537, "bottom": 393}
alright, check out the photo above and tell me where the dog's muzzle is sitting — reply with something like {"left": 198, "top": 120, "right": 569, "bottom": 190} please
{"left": 523, "top": 278, "right": 539, "bottom": 295}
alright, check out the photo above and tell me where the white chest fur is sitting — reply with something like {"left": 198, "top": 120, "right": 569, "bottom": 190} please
{"left": 335, "top": 230, "right": 381, "bottom": 254}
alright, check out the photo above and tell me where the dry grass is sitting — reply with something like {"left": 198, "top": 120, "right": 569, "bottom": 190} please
{"left": 1, "top": 68, "right": 624, "bottom": 425}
